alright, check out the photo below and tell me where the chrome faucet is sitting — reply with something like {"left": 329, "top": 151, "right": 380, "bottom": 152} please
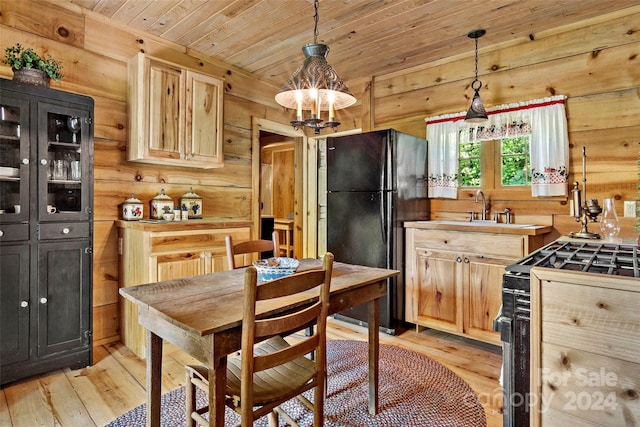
{"left": 475, "top": 190, "right": 487, "bottom": 221}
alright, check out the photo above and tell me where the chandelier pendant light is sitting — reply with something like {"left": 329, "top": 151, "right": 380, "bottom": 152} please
{"left": 275, "top": 0, "right": 356, "bottom": 134}
{"left": 465, "top": 29, "right": 488, "bottom": 123}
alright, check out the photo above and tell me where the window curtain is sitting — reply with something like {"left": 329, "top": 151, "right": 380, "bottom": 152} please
{"left": 426, "top": 113, "right": 460, "bottom": 198}
{"left": 527, "top": 97, "right": 569, "bottom": 197}
{"left": 425, "top": 95, "right": 569, "bottom": 198}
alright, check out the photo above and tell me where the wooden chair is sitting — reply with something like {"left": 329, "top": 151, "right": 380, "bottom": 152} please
{"left": 185, "top": 252, "right": 334, "bottom": 427}
{"left": 226, "top": 231, "right": 280, "bottom": 270}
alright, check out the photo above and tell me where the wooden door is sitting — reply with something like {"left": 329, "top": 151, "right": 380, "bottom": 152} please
{"left": 271, "top": 148, "right": 294, "bottom": 219}
{"left": 147, "top": 59, "right": 183, "bottom": 159}
{"left": 464, "top": 255, "right": 506, "bottom": 345}
{"left": 0, "top": 243, "right": 30, "bottom": 367}
{"left": 207, "top": 246, "right": 234, "bottom": 273}
{"left": 36, "top": 240, "right": 91, "bottom": 357}
{"left": 185, "top": 70, "right": 223, "bottom": 166}
{"left": 155, "top": 252, "right": 206, "bottom": 281}
{"left": 415, "top": 248, "right": 463, "bottom": 333}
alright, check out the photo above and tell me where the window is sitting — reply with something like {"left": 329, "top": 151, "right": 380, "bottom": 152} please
{"left": 458, "top": 140, "right": 481, "bottom": 186}
{"left": 500, "top": 136, "right": 530, "bottom": 186}
{"left": 458, "top": 136, "right": 531, "bottom": 189}
{"left": 427, "top": 95, "right": 569, "bottom": 199}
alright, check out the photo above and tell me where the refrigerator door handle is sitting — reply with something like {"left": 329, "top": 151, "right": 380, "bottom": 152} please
{"left": 380, "top": 192, "right": 388, "bottom": 244}
{"left": 380, "top": 137, "right": 391, "bottom": 244}
{"left": 380, "top": 140, "right": 387, "bottom": 191}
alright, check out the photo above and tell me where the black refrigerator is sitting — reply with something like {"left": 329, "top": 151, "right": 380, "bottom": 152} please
{"left": 326, "top": 129, "right": 428, "bottom": 334}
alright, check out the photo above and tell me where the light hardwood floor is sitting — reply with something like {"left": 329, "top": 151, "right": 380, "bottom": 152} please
{"left": 0, "top": 318, "right": 503, "bottom": 426}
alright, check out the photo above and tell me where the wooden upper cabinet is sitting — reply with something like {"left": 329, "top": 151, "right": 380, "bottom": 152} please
{"left": 128, "top": 53, "right": 224, "bottom": 169}
{"left": 185, "top": 71, "right": 223, "bottom": 165}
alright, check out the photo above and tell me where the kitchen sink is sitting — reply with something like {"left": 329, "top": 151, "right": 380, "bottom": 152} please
{"left": 416, "top": 220, "right": 538, "bottom": 229}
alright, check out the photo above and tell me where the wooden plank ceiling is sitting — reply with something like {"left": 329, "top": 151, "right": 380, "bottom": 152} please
{"left": 73, "top": 0, "right": 638, "bottom": 88}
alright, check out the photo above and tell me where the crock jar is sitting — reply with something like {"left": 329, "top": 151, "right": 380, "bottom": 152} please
{"left": 180, "top": 188, "right": 203, "bottom": 219}
{"left": 150, "top": 189, "right": 174, "bottom": 220}
{"left": 122, "top": 194, "right": 143, "bottom": 220}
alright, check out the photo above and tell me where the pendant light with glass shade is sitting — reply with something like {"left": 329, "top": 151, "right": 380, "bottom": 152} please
{"left": 465, "top": 29, "right": 488, "bottom": 123}
{"left": 275, "top": 0, "right": 356, "bottom": 134}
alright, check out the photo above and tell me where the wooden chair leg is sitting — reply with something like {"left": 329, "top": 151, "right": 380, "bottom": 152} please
{"left": 268, "top": 410, "right": 279, "bottom": 427}
{"left": 185, "top": 370, "right": 196, "bottom": 427}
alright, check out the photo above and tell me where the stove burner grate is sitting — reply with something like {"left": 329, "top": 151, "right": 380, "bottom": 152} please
{"left": 507, "top": 240, "right": 640, "bottom": 277}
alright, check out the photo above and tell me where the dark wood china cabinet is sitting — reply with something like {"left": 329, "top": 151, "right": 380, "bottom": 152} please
{"left": 0, "top": 78, "right": 93, "bottom": 385}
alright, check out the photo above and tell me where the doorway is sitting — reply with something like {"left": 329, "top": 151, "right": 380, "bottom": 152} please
{"left": 260, "top": 132, "right": 295, "bottom": 257}
{"left": 251, "top": 118, "right": 305, "bottom": 258}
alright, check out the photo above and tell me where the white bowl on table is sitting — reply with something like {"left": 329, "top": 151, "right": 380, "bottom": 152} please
{"left": 253, "top": 257, "right": 300, "bottom": 282}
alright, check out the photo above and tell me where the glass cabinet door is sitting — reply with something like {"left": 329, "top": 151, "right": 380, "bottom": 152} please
{"left": 37, "top": 102, "right": 91, "bottom": 222}
{"left": 0, "top": 96, "right": 30, "bottom": 222}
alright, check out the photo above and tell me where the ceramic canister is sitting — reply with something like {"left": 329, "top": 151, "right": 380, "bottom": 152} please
{"left": 180, "top": 187, "right": 203, "bottom": 219}
{"left": 122, "top": 194, "right": 143, "bottom": 220}
{"left": 150, "top": 189, "right": 174, "bottom": 220}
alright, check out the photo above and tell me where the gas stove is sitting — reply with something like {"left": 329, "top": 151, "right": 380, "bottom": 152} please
{"left": 497, "top": 237, "right": 640, "bottom": 427}
{"left": 506, "top": 239, "right": 640, "bottom": 277}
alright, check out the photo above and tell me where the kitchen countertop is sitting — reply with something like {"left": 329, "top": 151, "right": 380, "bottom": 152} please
{"left": 404, "top": 220, "right": 553, "bottom": 236}
{"left": 115, "top": 218, "right": 252, "bottom": 231}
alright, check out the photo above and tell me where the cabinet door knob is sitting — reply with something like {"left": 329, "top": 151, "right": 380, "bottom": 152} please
{"left": 464, "top": 257, "right": 470, "bottom": 263}
{"left": 40, "top": 158, "right": 48, "bottom": 165}
{"left": 0, "top": 230, "right": 3, "bottom": 237}
{"left": 456, "top": 256, "right": 462, "bottom": 263}
{"left": 21, "top": 158, "right": 29, "bottom": 165}
{"left": 40, "top": 297, "right": 48, "bottom": 304}
{"left": 62, "top": 228, "right": 70, "bottom": 234}
{"left": 21, "top": 301, "right": 29, "bottom": 308}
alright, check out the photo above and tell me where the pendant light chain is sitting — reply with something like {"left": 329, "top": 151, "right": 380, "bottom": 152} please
{"left": 313, "top": 0, "right": 319, "bottom": 44}
{"left": 469, "top": 29, "right": 485, "bottom": 92}
{"left": 474, "top": 36, "right": 479, "bottom": 83}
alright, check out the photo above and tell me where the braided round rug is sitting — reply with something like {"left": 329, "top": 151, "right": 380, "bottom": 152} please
{"left": 106, "top": 339, "right": 486, "bottom": 426}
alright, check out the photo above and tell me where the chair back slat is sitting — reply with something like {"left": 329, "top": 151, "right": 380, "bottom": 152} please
{"left": 255, "top": 301, "right": 321, "bottom": 338}
{"left": 254, "top": 336, "right": 319, "bottom": 373}
{"left": 256, "top": 269, "right": 326, "bottom": 300}
{"left": 226, "top": 231, "right": 280, "bottom": 270}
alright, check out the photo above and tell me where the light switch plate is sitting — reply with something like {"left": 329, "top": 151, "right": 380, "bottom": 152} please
{"left": 624, "top": 201, "right": 636, "bottom": 218}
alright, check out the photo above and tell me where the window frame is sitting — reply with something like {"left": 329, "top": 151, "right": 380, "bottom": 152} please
{"left": 457, "top": 138, "right": 540, "bottom": 200}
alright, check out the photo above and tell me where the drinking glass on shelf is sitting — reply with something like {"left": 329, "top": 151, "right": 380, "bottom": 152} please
{"left": 70, "top": 160, "right": 81, "bottom": 180}
{"left": 600, "top": 198, "right": 620, "bottom": 240}
{"left": 52, "top": 159, "right": 67, "bottom": 180}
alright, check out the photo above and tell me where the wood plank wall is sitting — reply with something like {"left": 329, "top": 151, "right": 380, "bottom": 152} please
{"left": 1, "top": 1, "right": 638, "bottom": 345}
{"left": 0, "top": 0, "right": 362, "bottom": 346}
{"left": 371, "top": 6, "right": 640, "bottom": 243}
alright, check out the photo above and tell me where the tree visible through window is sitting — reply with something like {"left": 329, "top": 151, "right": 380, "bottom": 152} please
{"left": 458, "top": 136, "right": 531, "bottom": 188}
{"left": 501, "top": 136, "right": 530, "bottom": 185}
{"left": 459, "top": 140, "right": 481, "bottom": 187}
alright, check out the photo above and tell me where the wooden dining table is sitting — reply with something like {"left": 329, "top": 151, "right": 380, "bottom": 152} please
{"left": 119, "top": 258, "right": 399, "bottom": 427}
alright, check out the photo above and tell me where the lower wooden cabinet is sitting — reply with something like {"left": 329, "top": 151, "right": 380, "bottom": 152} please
{"left": 405, "top": 226, "right": 546, "bottom": 345}
{"left": 530, "top": 268, "right": 640, "bottom": 426}
{"left": 117, "top": 221, "right": 251, "bottom": 358}
{"left": 0, "top": 243, "right": 31, "bottom": 370}
{"left": 0, "top": 240, "right": 92, "bottom": 385}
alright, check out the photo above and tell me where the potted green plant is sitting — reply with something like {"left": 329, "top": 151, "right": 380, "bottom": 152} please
{"left": 3, "top": 43, "right": 63, "bottom": 87}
